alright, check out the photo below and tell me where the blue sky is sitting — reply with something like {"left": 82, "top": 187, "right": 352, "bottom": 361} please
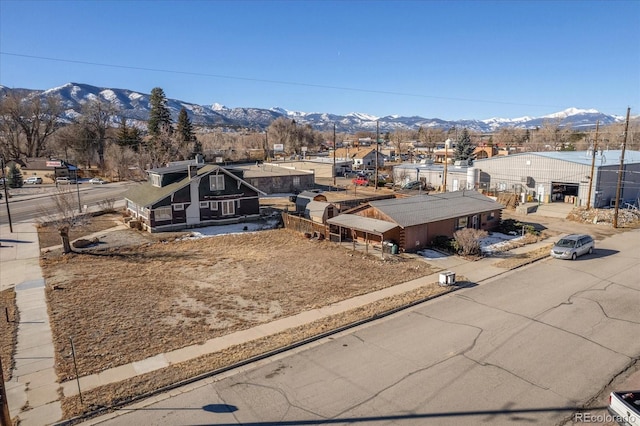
{"left": 1, "top": 0, "right": 638, "bottom": 121}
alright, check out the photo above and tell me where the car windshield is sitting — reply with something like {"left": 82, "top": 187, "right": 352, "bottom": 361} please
{"left": 556, "top": 239, "right": 576, "bottom": 248}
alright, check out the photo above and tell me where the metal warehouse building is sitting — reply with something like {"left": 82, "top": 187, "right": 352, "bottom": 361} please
{"left": 473, "top": 150, "right": 640, "bottom": 208}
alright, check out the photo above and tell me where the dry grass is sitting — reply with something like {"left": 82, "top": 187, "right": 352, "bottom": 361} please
{"left": 37, "top": 212, "right": 124, "bottom": 249}
{"left": 60, "top": 281, "right": 453, "bottom": 419}
{"left": 41, "top": 228, "right": 437, "bottom": 382}
{"left": 492, "top": 244, "right": 554, "bottom": 269}
{"left": 0, "top": 288, "right": 19, "bottom": 380}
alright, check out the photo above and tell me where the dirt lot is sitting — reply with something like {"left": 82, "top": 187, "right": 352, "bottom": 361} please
{"left": 41, "top": 226, "right": 439, "bottom": 381}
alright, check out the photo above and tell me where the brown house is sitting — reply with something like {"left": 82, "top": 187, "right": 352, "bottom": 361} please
{"left": 327, "top": 190, "right": 504, "bottom": 252}
{"left": 123, "top": 163, "right": 266, "bottom": 233}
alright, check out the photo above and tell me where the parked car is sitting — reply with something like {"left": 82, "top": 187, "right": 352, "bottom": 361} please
{"left": 550, "top": 234, "right": 595, "bottom": 260}
{"left": 56, "top": 177, "right": 77, "bottom": 184}
{"left": 352, "top": 176, "right": 369, "bottom": 186}
{"left": 402, "top": 181, "right": 423, "bottom": 190}
{"left": 89, "top": 177, "right": 107, "bottom": 184}
{"left": 24, "top": 176, "right": 43, "bottom": 184}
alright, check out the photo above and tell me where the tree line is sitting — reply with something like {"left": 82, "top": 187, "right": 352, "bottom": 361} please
{"left": 1, "top": 87, "right": 638, "bottom": 181}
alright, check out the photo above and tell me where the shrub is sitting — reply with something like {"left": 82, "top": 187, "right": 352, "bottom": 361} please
{"left": 454, "top": 228, "right": 488, "bottom": 256}
{"left": 497, "top": 219, "right": 540, "bottom": 236}
{"left": 432, "top": 235, "right": 455, "bottom": 252}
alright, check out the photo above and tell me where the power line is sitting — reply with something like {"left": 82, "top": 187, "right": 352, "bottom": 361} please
{"left": 0, "top": 51, "right": 566, "bottom": 110}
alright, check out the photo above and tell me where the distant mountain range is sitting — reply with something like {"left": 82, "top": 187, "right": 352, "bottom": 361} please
{"left": 0, "top": 82, "right": 627, "bottom": 133}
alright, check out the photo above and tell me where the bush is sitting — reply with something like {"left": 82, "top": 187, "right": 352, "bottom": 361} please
{"left": 497, "top": 218, "right": 540, "bottom": 236}
{"left": 454, "top": 228, "right": 488, "bottom": 256}
{"left": 432, "top": 235, "right": 455, "bottom": 252}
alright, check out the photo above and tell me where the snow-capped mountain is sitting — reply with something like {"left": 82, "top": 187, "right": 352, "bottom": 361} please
{"left": 0, "top": 83, "right": 626, "bottom": 133}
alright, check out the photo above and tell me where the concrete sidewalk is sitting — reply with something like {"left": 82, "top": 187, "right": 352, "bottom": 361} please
{"left": 1, "top": 222, "right": 62, "bottom": 426}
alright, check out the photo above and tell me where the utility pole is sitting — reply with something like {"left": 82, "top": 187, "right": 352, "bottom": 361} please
{"left": 332, "top": 123, "right": 336, "bottom": 187}
{"left": 1, "top": 157, "right": 13, "bottom": 233}
{"left": 586, "top": 120, "right": 599, "bottom": 210}
{"left": 613, "top": 107, "right": 630, "bottom": 228}
{"left": 443, "top": 139, "right": 449, "bottom": 192}
{"left": 374, "top": 121, "right": 379, "bottom": 192}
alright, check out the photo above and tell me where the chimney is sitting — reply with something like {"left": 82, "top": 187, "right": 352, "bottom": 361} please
{"left": 188, "top": 165, "right": 198, "bottom": 179}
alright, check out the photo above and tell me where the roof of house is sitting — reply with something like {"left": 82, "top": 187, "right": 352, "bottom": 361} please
{"left": 327, "top": 214, "right": 399, "bottom": 234}
{"left": 368, "top": 190, "right": 504, "bottom": 228}
{"left": 296, "top": 190, "right": 326, "bottom": 202}
{"left": 124, "top": 164, "right": 265, "bottom": 207}
{"left": 18, "top": 158, "right": 75, "bottom": 170}
{"left": 148, "top": 163, "right": 207, "bottom": 175}
{"left": 333, "top": 147, "right": 378, "bottom": 159}
{"left": 230, "top": 163, "right": 314, "bottom": 178}
{"left": 474, "top": 150, "right": 640, "bottom": 167}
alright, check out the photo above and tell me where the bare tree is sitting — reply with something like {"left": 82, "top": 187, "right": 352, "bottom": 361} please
{"left": 78, "top": 99, "right": 118, "bottom": 168}
{"left": 38, "top": 188, "right": 89, "bottom": 254}
{"left": 105, "top": 143, "right": 137, "bottom": 181}
{"left": 0, "top": 92, "right": 63, "bottom": 158}
{"left": 268, "top": 117, "right": 297, "bottom": 155}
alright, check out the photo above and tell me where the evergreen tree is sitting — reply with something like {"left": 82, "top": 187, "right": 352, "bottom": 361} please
{"left": 454, "top": 128, "right": 475, "bottom": 164}
{"left": 7, "top": 163, "right": 23, "bottom": 188}
{"left": 116, "top": 116, "right": 142, "bottom": 151}
{"left": 176, "top": 107, "right": 195, "bottom": 143}
{"left": 147, "top": 87, "right": 173, "bottom": 137}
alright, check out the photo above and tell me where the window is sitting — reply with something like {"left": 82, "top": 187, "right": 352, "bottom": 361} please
{"left": 456, "top": 216, "right": 468, "bottom": 230}
{"left": 199, "top": 201, "right": 209, "bottom": 208}
{"left": 221, "top": 200, "right": 235, "bottom": 216}
{"left": 211, "top": 201, "right": 218, "bottom": 211}
{"left": 293, "top": 176, "right": 300, "bottom": 186}
{"left": 173, "top": 204, "right": 184, "bottom": 211}
{"left": 210, "top": 174, "right": 225, "bottom": 191}
{"left": 487, "top": 211, "right": 495, "bottom": 221}
{"left": 154, "top": 206, "right": 172, "bottom": 221}
{"left": 150, "top": 174, "right": 162, "bottom": 187}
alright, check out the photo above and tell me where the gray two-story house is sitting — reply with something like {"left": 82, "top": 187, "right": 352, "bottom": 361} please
{"left": 123, "top": 163, "right": 266, "bottom": 233}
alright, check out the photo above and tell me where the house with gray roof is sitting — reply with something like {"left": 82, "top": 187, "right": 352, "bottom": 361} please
{"left": 327, "top": 190, "right": 504, "bottom": 252}
{"left": 123, "top": 163, "right": 266, "bottom": 232}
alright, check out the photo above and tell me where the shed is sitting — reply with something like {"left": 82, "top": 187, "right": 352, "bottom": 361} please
{"left": 295, "top": 190, "right": 327, "bottom": 213}
{"left": 304, "top": 200, "right": 337, "bottom": 223}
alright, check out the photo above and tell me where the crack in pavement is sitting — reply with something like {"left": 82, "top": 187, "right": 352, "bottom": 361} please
{"left": 453, "top": 290, "right": 633, "bottom": 359}
{"left": 327, "top": 313, "right": 484, "bottom": 420}
{"left": 231, "top": 381, "right": 328, "bottom": 421}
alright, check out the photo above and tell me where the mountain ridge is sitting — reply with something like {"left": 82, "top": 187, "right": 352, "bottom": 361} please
{"left": 0, "top": 82, "right": 626, "bottom": 133}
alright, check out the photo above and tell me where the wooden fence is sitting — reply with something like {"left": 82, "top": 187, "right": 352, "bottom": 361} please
{"left": 281, "top": 213, "right": 328, "bottom": 237}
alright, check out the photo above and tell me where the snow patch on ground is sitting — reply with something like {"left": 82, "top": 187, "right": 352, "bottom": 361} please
{"left": 179, "top": 219, "right": 281, "bottom": 239}
{"left": 417, "top": 232, "right": 525, "bottom": 259}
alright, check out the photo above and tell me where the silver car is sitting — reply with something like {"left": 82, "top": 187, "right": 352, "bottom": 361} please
{"left": 550, "top": 234, "right": 595, "bottom": 260}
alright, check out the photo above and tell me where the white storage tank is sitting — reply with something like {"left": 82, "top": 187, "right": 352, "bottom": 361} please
{"left": 467, "top": 167, "right": 479, "bottom": 189}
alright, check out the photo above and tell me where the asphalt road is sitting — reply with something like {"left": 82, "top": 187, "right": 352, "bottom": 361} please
{"left": 0, "top": 181, "right": 138, "bottom": 224}
{"left": 92, "top": 228, "right": 640, "bottom": 426}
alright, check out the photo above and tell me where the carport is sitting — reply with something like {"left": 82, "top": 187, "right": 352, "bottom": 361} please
{"left": 327, "top": 214, "right": 400, "bottom": 258}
